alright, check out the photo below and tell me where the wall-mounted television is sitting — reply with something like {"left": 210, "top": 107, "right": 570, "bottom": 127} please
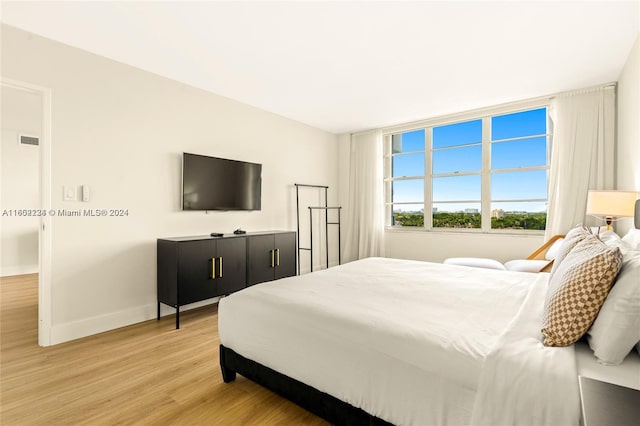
{"left": 182, "top": 153, "right": 262, "bottom": 211}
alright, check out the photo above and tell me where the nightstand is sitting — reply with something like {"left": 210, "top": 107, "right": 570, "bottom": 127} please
{"left": 578, "top": 376, "right": 640, "bottom": 426}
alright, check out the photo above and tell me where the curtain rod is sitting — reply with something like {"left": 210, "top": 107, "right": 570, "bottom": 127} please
{"left": 555, "top": 82, "right": 616, "bottom": 98}
{"left": 350, "top": 128, "right": 381, "bottom": 137}
{"left": 354, "top": 82, "right": 617, "bottom": 136}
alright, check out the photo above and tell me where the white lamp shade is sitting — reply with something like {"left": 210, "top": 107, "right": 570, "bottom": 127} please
{"left": 586, "top": 190, "right": 637, "bottom": 217}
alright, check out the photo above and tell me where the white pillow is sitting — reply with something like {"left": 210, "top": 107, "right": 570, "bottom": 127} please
{"left": 598, "top": 230, "right": 620, "bottom": 242}
{"left": 550, "top": 225, "right": 591, "bottom": 276}
{"left": 599, "top": 231, "right": 629, "bottom": 253}
{"left": 544, "top": 238, "right": 565, "bottom": 261}
{"left": 504, "top": 259, "right": 551, "bottom": 273}
{"left": 622, "top": 228, "right": 640, "bottom": 250}
{"left": 587, "top": 243, "right": 640, "bottom": 365}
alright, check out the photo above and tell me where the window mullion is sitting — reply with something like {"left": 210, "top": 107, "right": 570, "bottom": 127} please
{"left": 492, "top": 165, "right": 547, "bottom": 174}
{"left": 425, "top": 128, "right": 433, "bottom": 229}
{"left": 481, "top": 117, "right": 491, "bottom": 232}
{"left": 383, "top": 134, "right": 392, "bottom": 227}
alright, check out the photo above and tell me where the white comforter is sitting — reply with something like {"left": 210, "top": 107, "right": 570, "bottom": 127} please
{"left": 219, "top": 257, "right": 580, "bottom": 425}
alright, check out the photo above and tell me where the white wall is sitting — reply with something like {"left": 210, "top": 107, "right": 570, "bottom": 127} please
{"left": 1, "top": 24, "right": 338, "bottom": 344}
{"left": 385, "top": 231, "right": 543, "bottom": 263}
{"left": 616, "top": 34, "right": 640, "bottom": 236}
{"left": 0, "top": 86, "right": 41, "bottom": 276}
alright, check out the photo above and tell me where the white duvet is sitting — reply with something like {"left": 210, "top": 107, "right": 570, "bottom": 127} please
{"left": 219, "top": 257, "right": 580, "bottom": 426}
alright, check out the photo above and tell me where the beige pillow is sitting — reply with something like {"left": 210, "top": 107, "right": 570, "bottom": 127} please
{"left": 542, "top": 235, "right": 622, "bottom": 347}
{"left": 549, "top": 225, "right": 591, "bottom": 276}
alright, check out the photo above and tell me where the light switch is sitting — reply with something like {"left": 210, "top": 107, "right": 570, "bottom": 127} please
{"left": 63, "top": 186, "right": 75, "bottom": 201}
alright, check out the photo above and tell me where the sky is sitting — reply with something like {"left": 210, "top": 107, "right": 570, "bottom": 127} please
{"left": 391, "top": 108, "right": 548, "bottom": 213}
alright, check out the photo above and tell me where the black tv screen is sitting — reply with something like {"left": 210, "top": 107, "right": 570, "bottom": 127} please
{"left": 182, "top": 153, "right": 262, "bottom": 211}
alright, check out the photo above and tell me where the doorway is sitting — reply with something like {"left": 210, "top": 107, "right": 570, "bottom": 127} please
{"left": 1, "top": 79, "right": 52, "bottom": 346}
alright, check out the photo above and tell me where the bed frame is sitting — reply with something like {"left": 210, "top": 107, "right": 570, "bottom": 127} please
{"left": 220, "top": 344, "right": 392, "bottom": 425}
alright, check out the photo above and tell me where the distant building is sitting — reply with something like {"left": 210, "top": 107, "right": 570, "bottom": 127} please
{"left": 432, "top": 207, "right": 438, "bottom": 213}
{"left": 492, "top": 209, "right": 505, "bottom": 218}
{"left": 464, "top": 208, "right": 479, "bottom": 214}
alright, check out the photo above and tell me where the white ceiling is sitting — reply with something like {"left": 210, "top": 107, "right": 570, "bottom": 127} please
{"left": 1, "top": 1, "right": 638, "bottom": 134}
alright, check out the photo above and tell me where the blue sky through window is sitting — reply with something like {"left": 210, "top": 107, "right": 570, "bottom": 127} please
{"left": 492, "top": 137, "right": 546, "bottom": 169}
{"left": 492, "top": 108, "right": 546, "bottom": 140}
{"left": 392, "top": 108, "right": 548, "bottom": 213}
{"left": 433, "top": 119, "right": 481, "bottom": 148}
{"left": 433, "top": 175, "right": 481, "bottom": 201}
{"left": 491, "top": 170, "right": 547, "bottom": 200}
{"left": 433, "top": 145, "right": 481, "bottom": 174}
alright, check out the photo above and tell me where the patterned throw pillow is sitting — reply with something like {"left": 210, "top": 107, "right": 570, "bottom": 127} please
{"left": 542, "top": 235, "right": 622, "bottom": 347}
{"left": 549, "top": 225, "right": 591, "bottom": 276}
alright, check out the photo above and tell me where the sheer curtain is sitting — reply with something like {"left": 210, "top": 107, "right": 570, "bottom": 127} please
{"left": 344, "top": 130, "right": 385, "bottom": 262}
{"left": 545, "top": 86, "right": 616, "bottom": 239}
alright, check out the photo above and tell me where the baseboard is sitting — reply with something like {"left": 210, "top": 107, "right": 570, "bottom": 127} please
{"left": 50, "top": 297, "right": 220, "bottom": 345}
{"left": 0, "top": 264, "right": 38, "bottom": 277}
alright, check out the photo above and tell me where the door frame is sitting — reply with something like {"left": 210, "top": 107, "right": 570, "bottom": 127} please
{"left": 2, "top": 78, "right": 53, "bottom": 346}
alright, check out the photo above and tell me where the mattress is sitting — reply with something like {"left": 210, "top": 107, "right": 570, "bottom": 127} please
{"left": 219, "top": 257, "right": 580, "bottom": 425}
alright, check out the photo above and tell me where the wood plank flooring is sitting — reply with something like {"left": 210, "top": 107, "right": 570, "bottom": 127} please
{"left": 0, "top": 274, "right": 325, "bottom": 425}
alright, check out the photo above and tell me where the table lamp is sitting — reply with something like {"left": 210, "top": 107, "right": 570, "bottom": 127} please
{"left": 585, "top": 190, "right": 637, "bottom": 231}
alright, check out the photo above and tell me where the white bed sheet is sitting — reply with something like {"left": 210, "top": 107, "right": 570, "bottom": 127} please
{"left": 219, "top": 257, "right": 579, "bottom": 425}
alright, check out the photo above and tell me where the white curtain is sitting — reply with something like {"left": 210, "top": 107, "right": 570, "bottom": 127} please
{"left": 344, "top": 130, "right": 385, "bottom": 261}
{"left": 545, "top": 86, "right": 616, "bottom": 239}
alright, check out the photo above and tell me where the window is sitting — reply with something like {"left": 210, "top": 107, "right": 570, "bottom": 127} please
{"left": 385, "top": 105, "right": 550, "bottom": 232}
{"left": 389, "top": 129, "right": 425, "bottom": 227}
{"left": 490, "top": 108, "right": 548, "bottom": 230}
{"left": 432, "top": 119, "right": 482, "bottom": 229}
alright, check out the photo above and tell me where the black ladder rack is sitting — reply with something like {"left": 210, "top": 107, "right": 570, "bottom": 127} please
{"left": 295, "top": 183, "right": 342, "bottom": 274}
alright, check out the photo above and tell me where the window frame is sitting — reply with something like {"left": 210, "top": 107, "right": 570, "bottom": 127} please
{"left": 383, "top": 99, "right": 552, "bottom": 234}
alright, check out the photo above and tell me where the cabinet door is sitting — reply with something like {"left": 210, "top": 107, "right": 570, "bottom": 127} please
{"left": 177, "top": 240, "right": 217, "bottom": 305}
{"left": 247, "top": 235, "right": 275, "bottom": 286}
{"left": 215, "top": 237, "right": 247, "bottom": 295}
{"left": 274, "top": 232, "right": 296, "bottom": 280}
{"left": 157, "top": 240, "right": 178, "bottom": 306}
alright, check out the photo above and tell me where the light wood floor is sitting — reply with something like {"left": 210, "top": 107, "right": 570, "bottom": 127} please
{"left": 0, "top": 274, "right": 326, "bottom": 425}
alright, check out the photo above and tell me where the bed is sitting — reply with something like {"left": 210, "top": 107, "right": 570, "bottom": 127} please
{"left": 220, "top": 257, "right": 582, "bottom": 425}
{"left": 219, "top": 218, "right": 640, "bottom": 425}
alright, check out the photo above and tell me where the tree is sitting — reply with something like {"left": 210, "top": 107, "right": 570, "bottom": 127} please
{"left": 395, "top": 211, "right": 547, "bottom": 230}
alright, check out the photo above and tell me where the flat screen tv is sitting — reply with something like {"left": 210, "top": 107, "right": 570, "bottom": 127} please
{"left": 182, "top": 153, "right": 262, "bottom": 211}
